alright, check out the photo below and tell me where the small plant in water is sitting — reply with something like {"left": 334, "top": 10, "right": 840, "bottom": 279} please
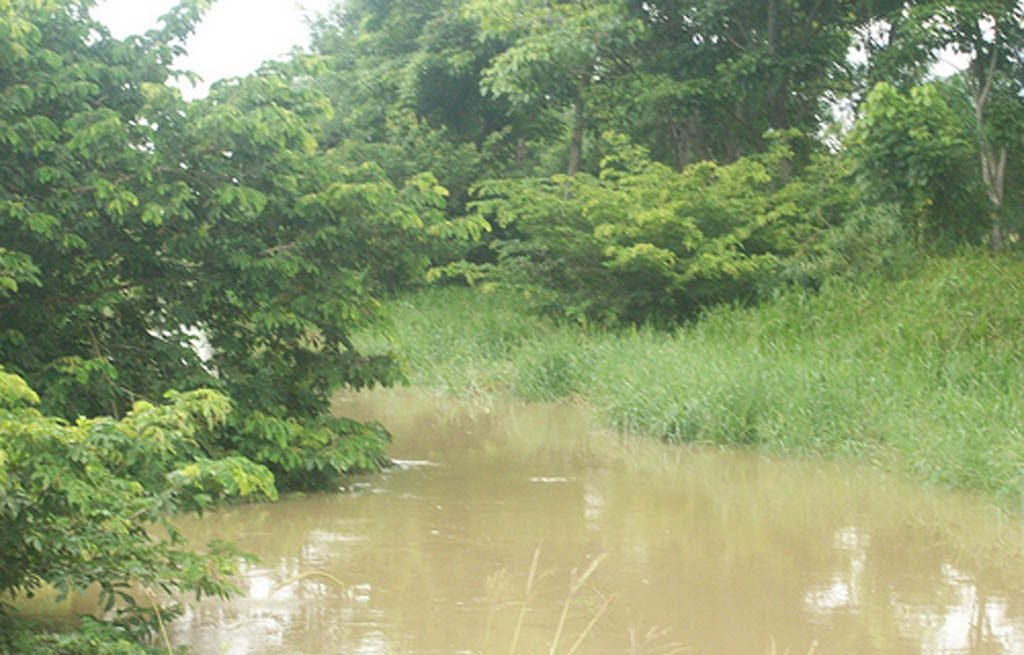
{"left": 493, "top": 547, "right": 616, "bottom": 655}
{"left": 766, "top": 637, "right": 819, "bottom": 655}
{"left": 548, "top": 554, "right": 616, "bottom": 655}
{"left": 626, "top": 622, "right": 691, "bottom": 655}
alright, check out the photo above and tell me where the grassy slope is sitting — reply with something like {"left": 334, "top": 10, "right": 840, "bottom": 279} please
{"left": 362, "top": 254, "right": 1024, "bottom": 504}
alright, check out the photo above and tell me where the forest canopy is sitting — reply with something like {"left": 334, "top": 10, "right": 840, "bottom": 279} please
{"left": 309, "top": 0, "right": 1023, "bottom": 321}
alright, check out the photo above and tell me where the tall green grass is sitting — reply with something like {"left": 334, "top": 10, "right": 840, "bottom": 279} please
{"left": 362, "top": 254, "right": 1024, "bottom": 504}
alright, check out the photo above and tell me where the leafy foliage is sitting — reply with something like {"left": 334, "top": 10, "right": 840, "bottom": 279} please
{"left": 849, "top": 82, "right": 989, "bottom": 245}
{"left": 220, "top": 411, "right": 391, "bottom": 491}
{"left": 866, "top": 0, "right": 1024, "bottom": 248}
{"left": 597, "top": 0, "right": 890, "bottom": 168}
{"left": 0, "top": 0, "right": 477, "bottom": 497}
{"left": 309, "top": 0, "right": 529, "bottom": 211}
{"left": 304, "top": 0, "right": 1024, "bottom": 330}
{"left": 777, "top": 202, "right": 915, "bottom": 289}
{"left": 3, "top": 613, "right": 175, "bottom": 654}
{"left": 158, "top": 64, "right": 452, "bottom": 419}
{"left": 469, "top": 133, "right": 840, "bottom": 324}
{"left": 0, "top": 0, "right": 210, "bottom": 419}
{"left": 463, "top": 0, "right": 641, "bottom": 174}
{"left": 0, "top": 367, "right": 271, "bottom": 649}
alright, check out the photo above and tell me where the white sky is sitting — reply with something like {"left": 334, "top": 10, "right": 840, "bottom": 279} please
{"left": 93, "top": 0, "right": 337, "bottom": 98}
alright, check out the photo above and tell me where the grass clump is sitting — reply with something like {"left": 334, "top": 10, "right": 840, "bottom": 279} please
{"left": 359, "top": 286, "right": 535, "bottom": 397}
{"left": 367, "top": 253, "right": 1024, "bottom": 504}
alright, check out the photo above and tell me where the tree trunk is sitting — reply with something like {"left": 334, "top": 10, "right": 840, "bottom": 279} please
{"left": 516, "top": 137, "right": 527, "bottom": 165}
{"left": 567, "top": 91, "right": 585, "bottom": 177}
{"left": 981, "top": 142, "right": 1007, "bottom": 251}
{"left": 670, "top": 117, "right": 698, "bottom": 171}
{"left": 972, "top": 24, "right": 1007, "bottom": 252}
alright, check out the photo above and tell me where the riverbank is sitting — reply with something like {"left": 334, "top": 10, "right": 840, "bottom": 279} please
{"left": 361, "top": 253, "right": 1024, "bottom": 505}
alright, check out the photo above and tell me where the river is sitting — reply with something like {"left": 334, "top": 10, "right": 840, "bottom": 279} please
{"left": 166, "top": 388, "right": 1024, "bottom": 654}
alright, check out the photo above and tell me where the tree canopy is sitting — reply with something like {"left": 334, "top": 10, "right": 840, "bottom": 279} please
{"left": 0, "top": 0, "right": 468, "bottom": 489}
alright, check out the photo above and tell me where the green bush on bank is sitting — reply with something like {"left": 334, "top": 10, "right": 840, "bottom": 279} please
{"left": 466, "top": 133, "right": 851, "bottom": 326}
{"left": 368, "top": 253, "right": 1024, "bottom": 504}
{"left": 0, "top": 369, "right": 275, "bottom": 653}
{"left": 2, "top": 615, "right": 163, "bottom": 655}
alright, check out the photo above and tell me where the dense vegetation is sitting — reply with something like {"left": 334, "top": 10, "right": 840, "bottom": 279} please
{"left": 2, "top": 0, "right": 1023, "bottom": 651}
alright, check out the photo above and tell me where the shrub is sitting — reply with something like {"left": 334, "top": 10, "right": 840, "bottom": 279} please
{"left": 0, "top": 368, "right": 274, "bottom": 650}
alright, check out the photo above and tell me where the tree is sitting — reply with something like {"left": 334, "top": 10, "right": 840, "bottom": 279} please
{"left": 463, "top": 0, "right": 642, "bottom": 176}
{"left": 0, "top": 367, "right": 275, "bottom": 651}
{"left": 877, "top": 0, "right": 1024, "bottom": 249}
{"left": 931, "top": 1, "right": 1024, "bottom": 250}
{"left": 0, "top": 0, "right": 462, "bottom": 489}
{"left": 605, "top": 0, "right": 889, "bottom": 168}
{"left": 0, "top": 0, "right": 212, "bottom": 420}
{"left": 849, "top": 82, "right": 988, "bottom": 245}
{"left": 309, "top": 0, "right": 524, "bottom": 213}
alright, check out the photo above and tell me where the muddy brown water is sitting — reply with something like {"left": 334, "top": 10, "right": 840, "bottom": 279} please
{"left": 163, "top": 388, "right": 1024, "bottom": 655}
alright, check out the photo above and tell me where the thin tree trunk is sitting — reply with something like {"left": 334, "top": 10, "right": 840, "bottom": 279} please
{"left": 671, "top": 117, "right": 698, "bottom": 171}
{"left": 567, "top": 90, "right": 585, "bottom": 177}
{"left": 972, "top": 20, "right": 1007, "bottom": 252}
{"left": 981, "top": 143, "right": 1007, "bottom": 251}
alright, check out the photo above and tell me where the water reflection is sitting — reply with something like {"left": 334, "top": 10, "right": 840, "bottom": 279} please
{"left": 801, "top": 522, "right": 1024, "bottom": 653}
{"left": 163, "top": 388, "right": 1024, "bottom": 654}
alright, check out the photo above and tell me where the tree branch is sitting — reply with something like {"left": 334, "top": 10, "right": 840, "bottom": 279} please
{"left": 0, "top": 282, "right": 140, "bottom": 313}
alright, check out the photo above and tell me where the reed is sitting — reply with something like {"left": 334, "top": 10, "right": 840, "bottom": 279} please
{"left": 140, "top": 588, "right": 173, "bottom": 655}
{"left": 508, "top": 547, "right": 541, "bottom": 655}
{"left": 549, "top": 554, "right": 609, "bottom": 655}
{"left": 766, "top": 638, "right": 819, "bottom": 655}
{"left": 493, "top": 548, "right": 612, "bottom": 655}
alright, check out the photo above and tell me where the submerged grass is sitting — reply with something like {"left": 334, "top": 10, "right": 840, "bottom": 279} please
{"left": 363, "top": 253, "right": 1024, "bottom": 505}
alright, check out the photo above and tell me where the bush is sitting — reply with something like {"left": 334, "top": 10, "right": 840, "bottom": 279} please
{"left": 469, "top": 132, "right": 847, "bottom": 325}
{"left": 848, "top": 82, "right": 989, "bottom": 246}
{"left": 777, "top": 202, "right": 915, "bottom": 288}
{"left": 0, "top": 368, "right": 274, "bottom": 651}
